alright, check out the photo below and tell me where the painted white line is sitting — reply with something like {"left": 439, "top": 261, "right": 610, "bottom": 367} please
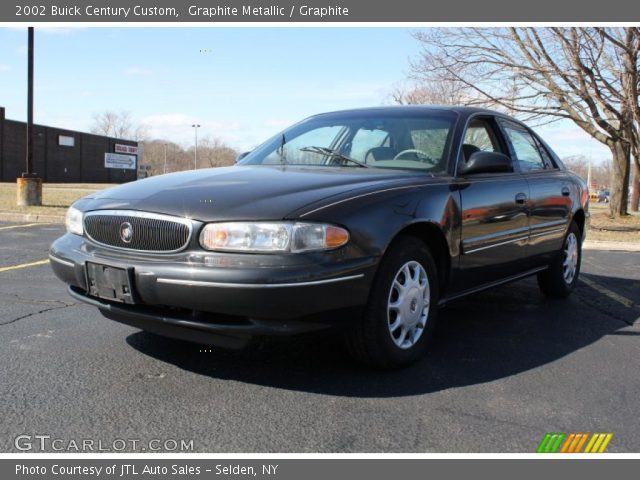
{"left": 0, "top": 223, "right": 52, "bottom": 231}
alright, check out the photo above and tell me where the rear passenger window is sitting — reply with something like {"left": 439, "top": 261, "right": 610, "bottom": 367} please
{"left": 501, "top": 122, "right": 546, "bottom": 172}
{"left": 535, "top": 139, "right": 557, "bottom": 169}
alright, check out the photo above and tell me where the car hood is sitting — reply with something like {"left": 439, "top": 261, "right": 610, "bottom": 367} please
{"left": 77, "top": 165, "right": 427, "bottom": 221}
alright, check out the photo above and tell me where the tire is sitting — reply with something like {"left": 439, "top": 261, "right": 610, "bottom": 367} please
{"left": 537, "top": 221, "right": 582, "bottom": 298}
{"left": 346, "top": 236, "right": 439, "bottom": 369}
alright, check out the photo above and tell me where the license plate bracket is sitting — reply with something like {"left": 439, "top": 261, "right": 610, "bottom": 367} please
{"left": 86, "top": 263, "right": 135, "bottom": 304}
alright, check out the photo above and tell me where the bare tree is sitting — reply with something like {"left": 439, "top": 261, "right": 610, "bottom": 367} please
{"left": 139, "top": 137, "right": 237, "bottom": 176}
{"left": 389, "top": 77, "right": 472, "bottom": 106}
{"left": 605, "top": 28, "right": 640, "bottom": 211}
{"left": 194, "top": 136, "right": 237, "bottom": 168}
{"left": 409, "top": 27, "right": 639, "bottom": 217}
{"left": 562, "top": 155, "right": 613, "bottom": 189}
{"left": 91, "top": 110, "right": 149, "bottom": 141}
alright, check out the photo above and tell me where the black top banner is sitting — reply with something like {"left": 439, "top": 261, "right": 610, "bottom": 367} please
{"left": 3, "top": 0, "right": 640, "bottom": 22}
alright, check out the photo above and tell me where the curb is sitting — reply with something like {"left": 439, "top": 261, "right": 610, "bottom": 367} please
{"left": 583, "top": 240, "right": 640, "bottom": 252}
{"left": 0, "top": 211, "right": 65, "bottom": 224}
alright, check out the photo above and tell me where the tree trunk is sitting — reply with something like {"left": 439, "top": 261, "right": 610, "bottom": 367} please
{"left": 608, "top": 140, "right": 631, "bottom": 217}
{"left": 631, "top": 159, "right": 640, "bottom": 212}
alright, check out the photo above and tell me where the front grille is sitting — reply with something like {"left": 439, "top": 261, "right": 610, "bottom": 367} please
{"left": 84, "top": 210, "right": 192, "bottom": 253}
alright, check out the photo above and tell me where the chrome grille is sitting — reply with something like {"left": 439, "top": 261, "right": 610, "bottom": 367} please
{"left": 84, "top": 210, "right": 192, "bottom": 253}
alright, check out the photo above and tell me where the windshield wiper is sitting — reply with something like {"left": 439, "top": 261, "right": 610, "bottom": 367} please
{"left": 299, "top": 146, "right": 369, "bottom": 168}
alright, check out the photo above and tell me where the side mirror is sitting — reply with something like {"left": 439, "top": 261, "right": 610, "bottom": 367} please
{"left": 458, "top": 151, "right": 513, "bottom": 175}
{"left": 235, "top": 151, "right": 251, "bottom": 163}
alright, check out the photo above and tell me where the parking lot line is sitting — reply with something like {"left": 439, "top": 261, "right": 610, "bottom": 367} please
{"left": 581, "top": 276, "right": 636, "bottom": 309}
{"left": 0, "top": 223, "right": 51, "bottom": 231}
{"left": 0, "top": 259, "right": 49, "bottom": 273}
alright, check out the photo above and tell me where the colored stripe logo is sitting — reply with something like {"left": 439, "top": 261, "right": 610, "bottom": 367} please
{"left": 537, "top": 433, "right": 612, "bottom": 453}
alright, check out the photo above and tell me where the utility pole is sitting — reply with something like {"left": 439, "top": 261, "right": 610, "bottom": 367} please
{"left": 192, "top": 124, "right": 200, "bottom": 170}
{"left": 17, "top": 27, "right": 42, "bottom": 206}
{"left": 26, "top": 27, "right": 34, "bottom": 176}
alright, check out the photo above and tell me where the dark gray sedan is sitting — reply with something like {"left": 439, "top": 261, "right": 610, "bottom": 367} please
{"left": 50, "top": 106, "right": 589, "bottom": 368}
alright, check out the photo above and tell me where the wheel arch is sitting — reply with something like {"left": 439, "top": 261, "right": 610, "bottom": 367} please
{"left": 572, "top": 208, "right": 586, "bottom": 240}
{"left": 385, "top": 221, "right": 452, "bottom": 296}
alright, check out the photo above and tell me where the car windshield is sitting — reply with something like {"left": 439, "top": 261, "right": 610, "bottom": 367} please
{"left": 239, "top": 110, "right": 457, "bottom": 173}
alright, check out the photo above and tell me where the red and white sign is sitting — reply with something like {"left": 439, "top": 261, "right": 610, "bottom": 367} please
{"left": 115, "top": 144, "right": 138, "bottom": 155}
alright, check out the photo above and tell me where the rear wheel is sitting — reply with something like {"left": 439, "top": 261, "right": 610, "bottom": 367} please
{"left": 537, "top": 221, "right": 582, "bottom": 298}
{"left": 346, "top": 236, "right": 439, "bottom": 369}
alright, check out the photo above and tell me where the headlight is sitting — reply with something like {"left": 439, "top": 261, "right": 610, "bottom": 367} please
{"left": 199, "top": 222, "right": 349, "bottom": 253}
{"left": 65, "top": 206, "right": 84, "bottom": 236}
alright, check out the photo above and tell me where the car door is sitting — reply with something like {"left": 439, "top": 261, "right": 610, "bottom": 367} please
{"left": 453, "top": 116, "right": 530, "bottom": 292}
{"left": 499, "top": 120, "right": 571, "bottom": 266}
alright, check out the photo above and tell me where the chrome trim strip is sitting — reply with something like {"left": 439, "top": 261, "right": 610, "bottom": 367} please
{"left": 156, "top": 273, "right": 365, "bottom": 289}
{"left": 48, "top": 254, "right": 74, "bottom": 268}
{"left": 530, "top": 219, "right": 567, "bottom": 230}
{"left": 83, "top": 210, "right": 193, "bottom": 254}
{"left": 464, "top": 236, "right": 529, "bottom": 254}
{"left": 530, "top": 227, "right": 566, "bottom": 239}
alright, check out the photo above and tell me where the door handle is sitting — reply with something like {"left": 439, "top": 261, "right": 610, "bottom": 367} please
{"left": 561, "top": 187, "right": 571, "bottom": 196}
{"left": 515, "top": 192, "right": 527, "bottom": 205}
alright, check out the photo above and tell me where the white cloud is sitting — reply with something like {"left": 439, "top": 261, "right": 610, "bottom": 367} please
{"left": 141, "top": 113, "right": 243, "bottom": 147}
{"left": 536, "top": 122, "right": 611, "bottom": 162}
{"left": 0, "top": 64, "right": 10, "bottom": 72}
{"left": 124, "top": 67, "right": 153, "bottom": 76}
{"left": 142, "top": 113, "right": 196, "bottom": 128}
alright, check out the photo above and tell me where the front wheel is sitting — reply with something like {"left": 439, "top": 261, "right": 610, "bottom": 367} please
{"left": 537, "top": 221, "right": 582, "bottom": 298}
{"left": 346, "top": 236, "right": 439, "bottom": 369}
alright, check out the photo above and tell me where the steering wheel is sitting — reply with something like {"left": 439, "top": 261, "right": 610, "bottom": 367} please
{"left": 393, "top": 149, "right": 437, "bottom": 165}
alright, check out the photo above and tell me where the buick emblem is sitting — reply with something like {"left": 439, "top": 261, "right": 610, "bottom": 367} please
{"left": 119, "top": 222, "right": 133, "bottom": 243}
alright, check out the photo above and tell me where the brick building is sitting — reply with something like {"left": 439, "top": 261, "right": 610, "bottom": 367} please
{"left": 0, "top": 107, "right": 138, "bottom": 183}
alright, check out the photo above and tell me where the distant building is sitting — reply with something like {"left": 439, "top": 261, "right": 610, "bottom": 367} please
{"left": 0, "top": 106, "right": 138, "bottom": 183}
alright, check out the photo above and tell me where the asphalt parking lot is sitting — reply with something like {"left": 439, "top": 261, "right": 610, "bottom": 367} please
{"left": 0, "top": 221, "right": 639, "bottom": 453}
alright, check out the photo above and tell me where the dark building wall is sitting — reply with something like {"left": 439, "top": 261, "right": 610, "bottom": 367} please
{"left": 0, "top": 107, "right": 138, "bottom": 183}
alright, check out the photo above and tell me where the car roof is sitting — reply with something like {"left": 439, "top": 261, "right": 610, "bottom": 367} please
{"left": 311, "top": 105, "right": 502, "bottom": 119}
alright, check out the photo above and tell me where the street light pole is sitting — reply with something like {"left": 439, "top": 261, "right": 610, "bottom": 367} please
{"left": 192, "top": 124, "right": 200, "bottom": 169}
{"left": 163, "top": 143, "right": 167, "bottom": 174}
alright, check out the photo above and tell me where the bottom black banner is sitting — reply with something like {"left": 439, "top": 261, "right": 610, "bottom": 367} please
{"left": 3, "top": 459, "right": 639, "bottom": 480}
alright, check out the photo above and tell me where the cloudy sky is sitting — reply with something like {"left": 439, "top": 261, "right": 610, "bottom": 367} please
{"left": 0, "top": 27, "right": 611, "bottom": 161}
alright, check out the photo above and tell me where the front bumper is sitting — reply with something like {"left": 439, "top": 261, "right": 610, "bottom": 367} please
{"left": 50, "top": 233, "right": 377, "bottom": 346}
